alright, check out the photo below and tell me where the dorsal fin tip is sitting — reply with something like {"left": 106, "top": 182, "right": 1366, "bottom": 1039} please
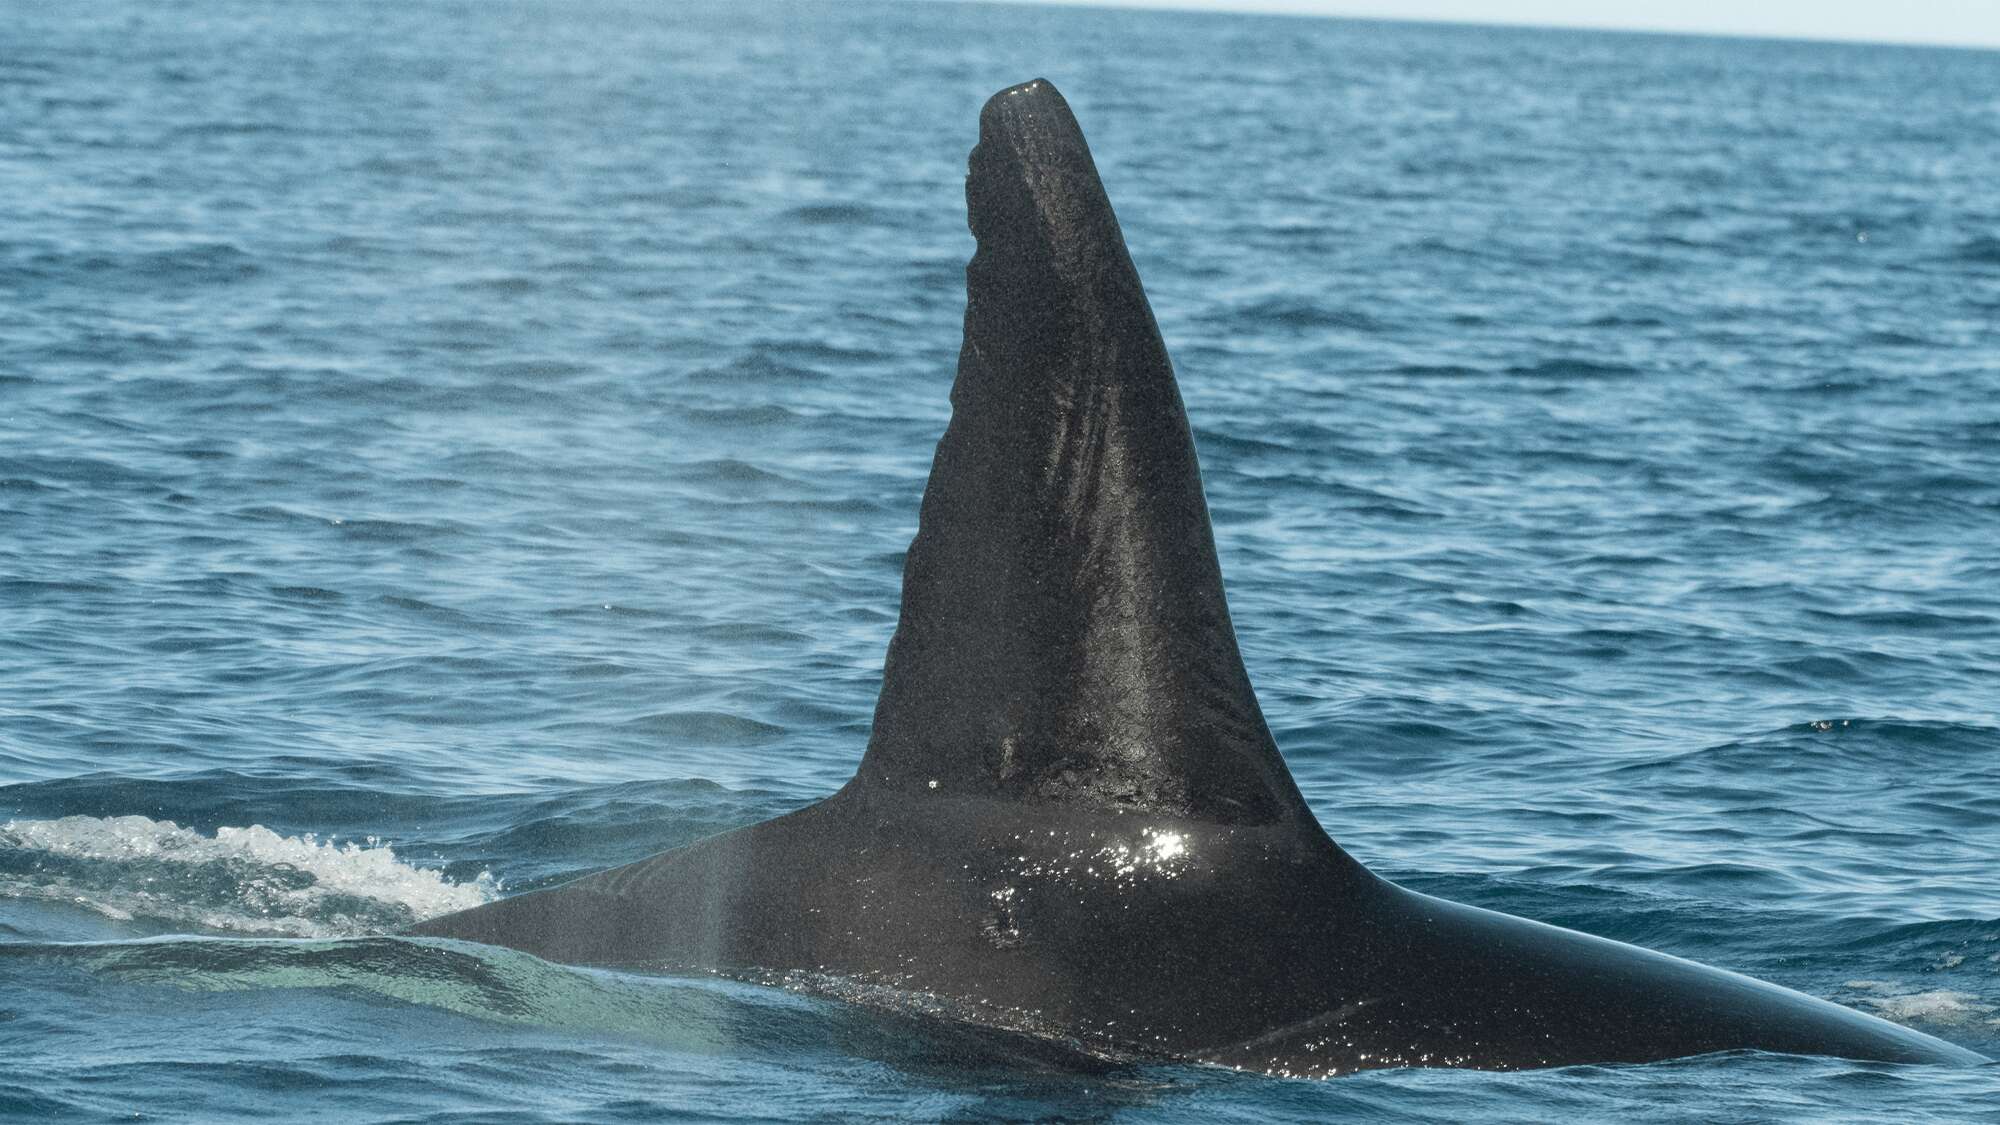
{"left": 988, "top": 76, "right": 1061, "bottom": 105}
{"left": 855, "top": 80, "right": 1311, "bottom": 827}
{"left": 978, "top": 78, "right": 1071, "bottom": 142}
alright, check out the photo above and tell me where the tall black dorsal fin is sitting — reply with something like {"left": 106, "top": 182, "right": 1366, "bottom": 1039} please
{"left": 856, "top": 79, "right": 1310, "bottom": 826}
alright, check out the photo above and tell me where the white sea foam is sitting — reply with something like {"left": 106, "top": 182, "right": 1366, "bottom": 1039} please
{"left": 1845, "top": 980, "right": 2000, "bottom": 1028}
{"left": 0, "top": 814, "right": 496, "bottom": 938}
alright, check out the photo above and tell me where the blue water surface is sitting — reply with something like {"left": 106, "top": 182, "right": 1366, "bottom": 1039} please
{"left": 3, "top": 1, "right": 1998, "bottom": 1120}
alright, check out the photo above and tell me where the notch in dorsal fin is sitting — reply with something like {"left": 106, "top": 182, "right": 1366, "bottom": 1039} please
{"left": 855, "top": 79, "right": 1310, "bottom": 826}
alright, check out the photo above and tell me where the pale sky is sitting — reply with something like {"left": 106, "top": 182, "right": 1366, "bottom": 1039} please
{"left": 984, "top": 0, "right": 2000, "bottom": 50}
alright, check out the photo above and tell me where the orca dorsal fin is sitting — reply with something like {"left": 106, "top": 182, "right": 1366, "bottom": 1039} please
{"left": 856, "top": 79, "right": 1310, "bottom": 826}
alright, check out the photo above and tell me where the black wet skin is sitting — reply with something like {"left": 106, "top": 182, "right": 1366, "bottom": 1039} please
{"left": 410, "top": 79, "right": 1988, "bottom": 1076}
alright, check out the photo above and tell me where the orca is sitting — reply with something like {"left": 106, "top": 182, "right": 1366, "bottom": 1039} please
{"left": 410, "top": 79, "right": 1988, "bottom": 1076}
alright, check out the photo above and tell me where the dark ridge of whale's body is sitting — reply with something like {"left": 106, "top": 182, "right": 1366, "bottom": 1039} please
{"left": 411, "top": 80, "right": 1987, "bottom": 1076}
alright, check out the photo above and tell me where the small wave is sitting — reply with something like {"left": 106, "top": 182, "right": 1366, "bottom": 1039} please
{"left": 7, "top": 936, "right": 1114, "bottom": 1074}
{"left": 1192, "top": 427, "right": 1294, "bottom": 457}
{"left": 690, "top": 622, "right": 814, "bottom": 644}
{"left": 1223, "top": 296, "right": 1383, "bottom": 333}
{"left": 685, "top": 351, "right": 827, "bottom": 387}
{"left": 334, "top": 517, "right": 463, "bottom": 545}
{"left": 0, "top": 815, "right": 494, "bottom": 937}
{"left": 76, "top": 938, "right": 790, "bottom": 1042}
{"left": 0, "top": 577, "right": 112, "bottom": 596}
{"left": 1505, "top": 358, "right": 1642, "bottom": 380}
{"left": 174, "top": 120, "right": 295, "bottom": 138}
{"left": 269, "top": 584, "right": 345, "bottom": 602}
{"left": 1383, "top": 362, "right": 1485, "bottom": 378}
{"left": 681, "top": 403, "right": 805, "bottom": 429}
{"left": 680, "top": 457, "right": 794, "bottom": 485}
{"left": 0, "top": 66, "right": 54, "bottom": 88}
{"left": 752, "top": 338, "right": 893, "bottom": 366}
{"left": 548, "top": 602, "right": 674, "bottom": 621}
{"left": 612, "top": 710, "right": 787, "bottom": 746}
{"left": 375, "top": 593, "right": 464, "bottom": 617}
{"left": 1948, "top": 236, "right": 2000, "bottom": 266}
{"left": 1802, "top": 607, "right": 1998, "bottom": 633}
{"left": 1861, "top": 329, "right": 1933, "bottom": 348}
{"left": 785, "top": 202, "right": 888, "bottom": 227}
{"left": 453, "top": 274, "right": 543, "bottom": 296}
{"left": 37, "top": 243, "right": 262, "bottom": 287}
{"left": 1584, "top": 314, "right": 1669, "bottom": 329}
{"left": 1789, "top": 717, "right": 2000, "bottom": 748}
{"left": 761, "top": 496, "right": 882, "bottom": 516}
{"left": 470, "top": 358, "right": 596, "bottom": 381}
{"left": 138, "top": 243, "right": 260, "bottom": 283}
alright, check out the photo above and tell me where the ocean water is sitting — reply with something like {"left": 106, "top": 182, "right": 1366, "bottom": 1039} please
{"left": 3, "top": 0, "right": 1998, "bottom": 1119}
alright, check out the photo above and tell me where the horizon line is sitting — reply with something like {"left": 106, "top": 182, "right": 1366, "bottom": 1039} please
{"left": 919, "top": 0, "right": 2000, "bottom": 53}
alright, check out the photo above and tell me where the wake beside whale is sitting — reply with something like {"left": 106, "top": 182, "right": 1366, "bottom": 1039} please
{"left": 410, "top": 79, "right": 1987, "bottom": 1077}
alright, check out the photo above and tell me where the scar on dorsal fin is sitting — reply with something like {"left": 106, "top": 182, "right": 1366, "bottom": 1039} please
{"left": 855, "top": 79, "right": 1311, "bottom": 826}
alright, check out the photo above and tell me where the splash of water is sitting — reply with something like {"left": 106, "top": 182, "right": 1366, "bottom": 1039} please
{"left": 1845, "top": 980, "right": 2000, "bottom": 1029}
{"left": 0, "top": 815, "right": 496, "bottom": 937}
